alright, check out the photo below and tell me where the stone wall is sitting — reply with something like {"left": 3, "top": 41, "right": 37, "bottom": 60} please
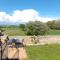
{"left": 9, "top": 35, "right": 60, "bottom": 45}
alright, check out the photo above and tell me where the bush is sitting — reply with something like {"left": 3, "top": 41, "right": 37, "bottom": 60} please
{"left": 46, "top": 20, "right": 60, "bottom": 30}
{"left": 25, "top": 21, "right": 49, "bottom": 35}
{"left": 19, "top": 24, "right": 25, "bottom": 30}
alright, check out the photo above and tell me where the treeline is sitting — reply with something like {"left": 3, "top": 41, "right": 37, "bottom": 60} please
{"left": 19, "top": 21, "right": 49, "bottom": 35}
{"left": 0, "top": 25, "right": 18, "bottom": 28}
{"left": 19, "top": 20, "right": 60, "bottom": 35}
{"left": 0, "top": 20, "right": 60, "bottom": 36}
{"left": 20, "top": 20, "right": 60, "bottom": 30}
{"left": 46, "top": 20, "right": 60, "bottom": 30}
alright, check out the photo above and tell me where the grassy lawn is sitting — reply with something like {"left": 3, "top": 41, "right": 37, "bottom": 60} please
{"left": 2, "top": 27, "right": 60, "bottom": 36}
{"left": 4, "top": 29, "right": 60, "bottom": 36}
{"left": 48, "top": 30, "right": 60, "bottom": 35}
{"left": 3, "top": 28, "right": 25, "bottom": 36}
{"left": 26, "top": 44, "right": 60, "bottom": 60}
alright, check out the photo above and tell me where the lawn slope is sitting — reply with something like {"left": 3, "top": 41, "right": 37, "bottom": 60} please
{"left": 3, "top": 28, "right": 25, "bottom": 36}
{"left": 26, "top": 44, "right": 60, "bottom": 60}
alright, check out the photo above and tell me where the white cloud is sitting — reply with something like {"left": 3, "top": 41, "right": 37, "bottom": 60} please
{"left": 0, "top": 9, "right": 58, "bottom": 25}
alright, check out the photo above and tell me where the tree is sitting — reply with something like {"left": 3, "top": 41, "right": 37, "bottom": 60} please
{"left": 46, "top": 20, "right": 60, "bottom": 30}
{"left": 19, "top": 24, "right": 25, "bottom": 30}
{"left": 25, "top": 21, "right": 49, "bottom": 35}
{"left": 54, "top": 20, "right": 60, "bottom": 30}
{"left": 46, "top": 20, "right": 56, "bottom": 29}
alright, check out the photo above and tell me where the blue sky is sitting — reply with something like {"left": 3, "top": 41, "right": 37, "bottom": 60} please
{"left": 0, "top": 0, "right": 60, "bottom": 17}
{"left": 0, "top": 0, "right": 60, "bottom": 25}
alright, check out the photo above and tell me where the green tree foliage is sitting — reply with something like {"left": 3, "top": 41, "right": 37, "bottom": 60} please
{"left": 19, "top": 24, "right": 25, "bottom": 30}
{"left": 0, "top": 26, "right": 4, "bottom": 32}
{"left": 46, "top": 20, "right": 56, "bottom": 29}
{"left": 46, "top": 20, "right": 60, "bottom": 30}
{"left": 25, "top": 21, "right": 49, "bottom": 35}
{"left": 54, "top": 20, "right": 60, "bottom": 30}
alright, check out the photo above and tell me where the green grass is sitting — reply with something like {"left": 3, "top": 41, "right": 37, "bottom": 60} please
{"left": 2, "top": 27, "right": 60, "bottom": 36}
{"left": 3, "top": 28, "right": 25, "bottom": 36}
{"left": 26, "top": 44, "right": 60, "bottom": 60}
{"left": 48, "top": 30, "right": 60, "bottom": 35}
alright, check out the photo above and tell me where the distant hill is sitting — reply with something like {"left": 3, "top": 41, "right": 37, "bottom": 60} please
{"left": 0, "top": 21, "right": 25, "bottom": 25}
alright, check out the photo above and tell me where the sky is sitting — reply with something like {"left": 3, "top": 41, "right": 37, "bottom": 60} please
{"left": 0, "top": 0, "right": 60, "bottom": 25}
